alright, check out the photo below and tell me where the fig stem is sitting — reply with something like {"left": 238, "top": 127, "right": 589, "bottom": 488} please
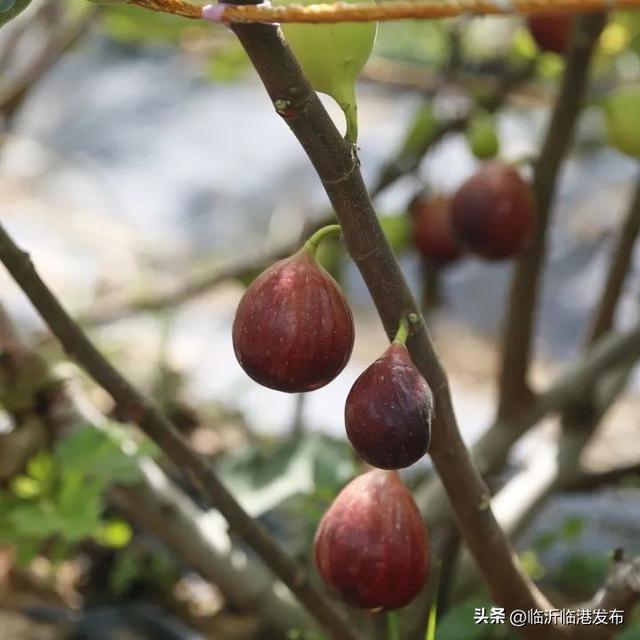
{"left": 393, "top": 316, "right": 411, "bottom": 346}
{"left": 304, "top": 224, "right": 342, "bottom": 254}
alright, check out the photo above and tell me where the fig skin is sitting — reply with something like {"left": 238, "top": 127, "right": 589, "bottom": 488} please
{"left": 314, "top": 469, "right": 430, "bottom": 610}
{"left": 450, "top": 161, "right": 536, "bottom": 260}
{"left": 409, "top": 194, "right": 463, "bottom": 266}
{"left": 527, "top": 13, "right": 574, "bottom": 54}
{"left": 345, "top": 339, "right": 433, "bottom": 470}
{"left": 232, "top": 246, "right": 354, "bottom": 393}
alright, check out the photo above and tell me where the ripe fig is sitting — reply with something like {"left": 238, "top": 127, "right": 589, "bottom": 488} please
{"left": 526, "top": 12, "right": 574, "bottom": 54}
{"left": 275, "top": 0, "right": 377, "bottom": 142}
{"left": 450, "top": 161, "right": 536, "bottom": 260}
{"left": 314, "top": 469, "right": 430, "bottom": 610}
{"left": 232, "top": 225, "right": 354, "bottom": 393}
{"left": 467, "top": 110, "right": 500, "bottom": 160}
{"left": 409, "top": 194, "right": 463, "bottom": 266}
{"left": 345, "top": 318, "right": 433, "bottom": 469}
{"left": 603, "top": 85, "right": 640, "bottom": 159}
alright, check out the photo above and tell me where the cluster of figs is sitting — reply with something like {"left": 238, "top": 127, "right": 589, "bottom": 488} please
{"left": 232, "top": 156, "right": 540, "bottom": 609}
{"left": 232, "top": 225, "right": 433, "bottom": 610}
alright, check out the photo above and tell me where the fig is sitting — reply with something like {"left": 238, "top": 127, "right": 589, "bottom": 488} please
{"left": 526, "top": 12, "right": 574, "bottom": 54}
{"left": 409, "top": 194, "right": 463, "bottom": 266}
{"left": 314, "top": 469, "right": 430, "bottom": 610}
{"left": 450, "top": 161, "right": 536, "bottom": 260}
{"left": 0, "top": 0, "right": 31, "bottom": 27}
{"left": 603, "top": 85, "right": 640, "bottom": 159}
{"left": 232, "top": 225, "right": 354, "bottom": 393}
{"left": 345, "top": 318, "right": 433, "bottom": 469}
{"left": 467, "top": 110, "right": 500, "bottom": 160}
{"left": 275, "top": 0, "right": 377, "bottom": 142}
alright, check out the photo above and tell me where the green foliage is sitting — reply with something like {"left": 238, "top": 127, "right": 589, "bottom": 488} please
{"left": 603, "top": 85, "right": 640, "bottom": 159}
{"left": 375, "top": 21, "right": 449, "bottom": 66}
{"left": 101, "top": 4, "right": 189, "bottom": 44}
{"left": 380, "top": 213, "right": 410, "bottom": 254}
{"left": 552, "top": 552, "right": 610, "bottom": 598}
{"left": 396, "top": 102, "right": 439, "bottom": 159}
{"left": 0, "top": 424, "right": 151, "bottom": 565}
{"left": 109, "top": 543, "right": 176, "bottom": 595}
{"left": 206, "top": 40, "right": 251, "bottom": 83}
{"left": 216, "top": 432, "right": 357, "bottom": 518}
{"left": 435, "top": 601, "right": 496, "bottom": 640}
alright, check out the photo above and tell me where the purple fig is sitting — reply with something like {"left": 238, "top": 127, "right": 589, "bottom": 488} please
{"left": 232, "top": 225, "right": 354, "bottom": 393}
{"left": 345, "top": 318, "right": 433, "bottom": 469}
{"left": 314, "top": 469, "right": 430, "bottom": 610}
{"left": 450, "top": 161, "right": 536, "bottom": 260}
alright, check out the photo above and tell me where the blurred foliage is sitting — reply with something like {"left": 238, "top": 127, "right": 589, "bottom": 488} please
{"left": 109, "top": 542, "right": 177, "bottom": 595}
{"left": 215, "top": 432, "right": 357, "bottom": 518}
{"left": 0, "top": 424, "right": 154, "bottom": 566}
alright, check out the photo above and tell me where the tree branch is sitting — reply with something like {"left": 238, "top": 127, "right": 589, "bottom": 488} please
{"left": 0, "top": 224, "right": 365, "bottom": 640}
{"left": 587, "top": 173, "right": 640, "bottom": 345}
{"left": 497, "top": 13, "right": 606, "bottom": 420}
{"left": 0, "top": 7, "right": 98, "bottom": 121}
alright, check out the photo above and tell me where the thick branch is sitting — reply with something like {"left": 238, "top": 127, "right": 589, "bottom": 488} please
{"left": 497, "top": 13, "right": 606, "bottom": 420}
{"left": 230, "top": 20, "right": 558, "bottom": 637}
{"left": 0, "top": 225, "right": 364, "bottom": 640}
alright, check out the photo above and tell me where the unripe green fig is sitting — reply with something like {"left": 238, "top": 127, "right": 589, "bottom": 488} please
{"left": 603, "top": 86, "right": 640, "bottom": 159}
{"left": 1, "top": 0, "right": 31, "bottom": 27}
{"left": 467, "top": 110, "right": 500, "bottom": 160}
{"left": 275, "top": 0, "right": 377, "bottom": 143}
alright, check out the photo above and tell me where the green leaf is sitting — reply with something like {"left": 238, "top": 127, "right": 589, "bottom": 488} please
{"left": 55, "top": 471, "right": 103, "bottom": 541}
{"left": 217, "top": 434, "right": 354, "bottom": 517}
{"left": 560, "top": 516, "right": 584, "bottom": 542}
{"left": 54, "top": 428, "right": 142, "bottom": 486}
{"left": 27, "top": 452, "right": 55, "bottom": 484}
{"left": 8, "top": 502, "right": 61, "bottom": 537}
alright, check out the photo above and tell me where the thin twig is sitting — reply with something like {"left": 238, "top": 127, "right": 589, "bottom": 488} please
{"left": 0, "top": 224, "right": 365, "bottom": 640}
{"left": 587, "top": 174, "right": 640, "bottom": 345}
{"left": 497, "top": 13, "right": 606, "bottom": 421}
{"left": 0, "top": 8, "right": 98, "bottom": 120}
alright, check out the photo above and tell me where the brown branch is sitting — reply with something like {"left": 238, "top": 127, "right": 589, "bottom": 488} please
{"left": 80, "top": 217, "right": 328, "bottom": 326}
{"left": 413, "top": 323, "right": 640, "bottom": 522}
{"left": 579, "top": 557, "right": 640, "bottom": 640}
{"left": 0, "top": 7, "right": 98, "bottom": 121}
{"left": 229, "top": 19, "right": 560, "bottom": 639}
{"left": 0, "top": 225, "right": 365, "bottom": 640}
{"left": 497, "top": 13, "right": 606, "bottom": 421}
{"left": 564, "top": 461, "right": 640, "bottom": 492}
{"left": 587, "top": 174, "right": 640, "bottom": 345}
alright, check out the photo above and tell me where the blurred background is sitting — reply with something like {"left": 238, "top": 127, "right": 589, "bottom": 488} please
{"left": 1, "top": 3, "right": 640, "bottom": 639}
